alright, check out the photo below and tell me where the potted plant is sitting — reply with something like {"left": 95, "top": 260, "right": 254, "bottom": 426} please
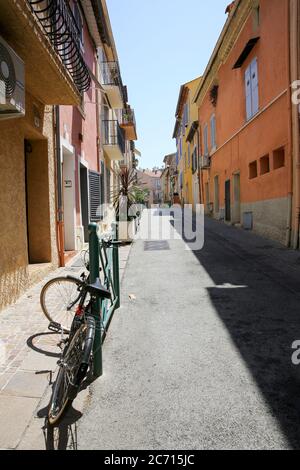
{"left": 111, "top": 168, "right": 146, "bottom": 241}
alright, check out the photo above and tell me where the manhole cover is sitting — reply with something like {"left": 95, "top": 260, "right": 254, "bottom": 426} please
{"left": 144, "top": 241, "right": 170, "bottom": 251}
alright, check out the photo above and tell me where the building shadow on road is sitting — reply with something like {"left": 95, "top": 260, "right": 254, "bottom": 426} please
{"left": 171, "top": 214, "right": 300, "bottom": 449}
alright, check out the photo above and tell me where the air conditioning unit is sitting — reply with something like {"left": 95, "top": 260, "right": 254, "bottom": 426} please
{"left": 200, "top": 155, "right": 211, "bottom": 169}
{"left": 0, "top": 36, "right": 25, "bottom": 120}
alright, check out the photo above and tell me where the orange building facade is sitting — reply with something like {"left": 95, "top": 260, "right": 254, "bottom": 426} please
{"left": 194, "top": 0, "right": 299, "bottom": 246}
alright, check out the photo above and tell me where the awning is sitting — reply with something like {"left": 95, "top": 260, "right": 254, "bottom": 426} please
{"left": 233, "top": 37, "right": 260, "bottom": 69}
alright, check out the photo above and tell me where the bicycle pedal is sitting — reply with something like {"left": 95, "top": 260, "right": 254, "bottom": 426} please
{"left": 48, "top": 321, "right": 62, "bottom": 333}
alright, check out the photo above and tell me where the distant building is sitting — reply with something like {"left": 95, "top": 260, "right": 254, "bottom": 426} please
{"left": 161, "top": 154, "right": 177, "bottom": 204}
{"left": 137, "top": 169, "right": 163, "bottom": 206}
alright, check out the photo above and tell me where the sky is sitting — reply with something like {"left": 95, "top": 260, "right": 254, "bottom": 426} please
{"left": 107, "top": 0, "right": 231, "bottom": 169}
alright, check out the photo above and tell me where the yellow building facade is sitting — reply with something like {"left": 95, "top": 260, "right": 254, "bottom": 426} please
{"left": 173, "top": 77, "right": 202, "bottom": 208}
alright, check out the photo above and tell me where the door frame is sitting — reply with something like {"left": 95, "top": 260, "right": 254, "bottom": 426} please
{"left": 61, "top": 138, "right": 76, "bottom": 251}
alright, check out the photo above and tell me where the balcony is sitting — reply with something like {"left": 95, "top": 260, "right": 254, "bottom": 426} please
{"left": 200, "top": 155, "right": 211, "bottom": 169}
{"left": 102, "top": 120, "right": 125, "bottom": 160}
{"left": 119, "top": 108, "right": 138, "bottom": 140}
{"left": 101, "top": 62, "right": 126, "bottom": 108}
{"left": 0, "top": 0, "right": 90, "bottom": 104}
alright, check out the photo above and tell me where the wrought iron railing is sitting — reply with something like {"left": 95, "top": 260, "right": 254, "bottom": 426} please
{"left": 120, "top": 108, "right": 136, "bottom": 127}
{"left": 27, "top": 0, "right": 91, "bottom": 92}
{"left": 101, "top": 61, "right": 127, "bottom": 104}
{"left": 102, "top": 120, "right": 125, "bottom": 154}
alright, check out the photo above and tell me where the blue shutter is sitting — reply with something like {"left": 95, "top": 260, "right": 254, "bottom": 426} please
{"left": 251, "top": 58, "right": 259, "bottom": 115}
{"left": 245, "top": 64, "right": 252, "bottom": 120}
{"left": 210, "top": 115, "right": 216, "bottom": 149}
{"left": 204, "top": 125, "right": 208, "bottom": 156}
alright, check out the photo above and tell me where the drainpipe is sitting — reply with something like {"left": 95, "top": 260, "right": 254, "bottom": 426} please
{"left": 54, "top": 105, "right": 65, "bottom": 267}
{"left": 290, "top": 0, "right": 300, "bottom": 249}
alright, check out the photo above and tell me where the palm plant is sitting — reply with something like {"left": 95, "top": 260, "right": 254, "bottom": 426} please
{"left": 111, "top": 167, "right": 145, "bottom": 219}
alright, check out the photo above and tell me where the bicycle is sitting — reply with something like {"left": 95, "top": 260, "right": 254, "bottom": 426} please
{"left": 48, "top": 276, "right": 111, "bottom": 426}
{"left": 40, "top": 238, "right": 126, "bottom": 333}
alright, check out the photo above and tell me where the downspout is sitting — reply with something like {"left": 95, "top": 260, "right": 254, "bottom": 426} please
{"left": 54, "top": 105, "right": 65, "bottom": 267}
{"left": 290, "top": 0, "right": 300, "bottom": 248}
{"left": 197, "top": 129, "right": 203, "bottom": 204}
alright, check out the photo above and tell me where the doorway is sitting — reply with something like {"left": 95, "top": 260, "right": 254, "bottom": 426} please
{"left": 80, "top": 164, "right": 89, "bottom": 243}
{"left": 193, "top": 177, "right": 199, "bottom": 209}
{"left": 205, "top": 182, "right": 210, "bottom": 214}
{"left": 232, "top": 173, "right": 241, "bottom": 224}
{"left": 214, "top": 176, "right": 220, "bottom": 216}
{"left": 24, "top": 139, "right": 51, "bottom": 264}
{"left": 225, "top": 179, "right": 231, "bottom": 222}
{"left": 62, "top": 146, "right": 76, "bottom": 251}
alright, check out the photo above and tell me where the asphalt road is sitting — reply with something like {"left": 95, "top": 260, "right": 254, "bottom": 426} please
{"left": 77, "top": 213, "right": 300, "bottom": 450}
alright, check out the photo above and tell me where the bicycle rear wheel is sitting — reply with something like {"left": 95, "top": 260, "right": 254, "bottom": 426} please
{"left": 40, "top": 277, "right": 88, "bottom": 332}
{"left": 48, "top": 317, "right": 95, "bottom": 426}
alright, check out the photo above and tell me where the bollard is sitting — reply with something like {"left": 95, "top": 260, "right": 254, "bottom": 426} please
{"left": 112, "top": 222, "right": 120, "bottom": 310}
{"left": 88, "top": 223, "right": 102, "bottom": 378}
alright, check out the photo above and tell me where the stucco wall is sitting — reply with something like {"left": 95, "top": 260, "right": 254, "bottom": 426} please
{"left": 0, "top": 97, "right": 58, "bottom": 312}
{"left": 241, "top": 197, "right": 289, "bottom": 244}
{"left": 198, "top": 0, "right": 291, "bottom": 245}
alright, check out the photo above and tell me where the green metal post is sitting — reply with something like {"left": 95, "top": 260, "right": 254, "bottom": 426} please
{"left": 112, "top": 222, "right": 120, "bottom": 309}
{"left": 88, "top": 223, "right": 102, "bottom": 378}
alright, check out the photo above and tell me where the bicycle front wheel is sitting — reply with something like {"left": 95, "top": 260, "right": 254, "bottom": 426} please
{"left": 48, "top": 317, "right": 95, "bottom": 426}
{"left": 40, "top": 277, "right": 85, "bottom": 332}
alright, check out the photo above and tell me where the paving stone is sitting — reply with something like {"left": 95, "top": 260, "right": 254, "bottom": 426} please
{"left": 1, "top": 371, "right": 50, "bottom": 398}
{"left": 19, "top": 350, "right": 59, "bottom": 372}
{"left": 0, "top": 395, "right": 40, "bottom": 449}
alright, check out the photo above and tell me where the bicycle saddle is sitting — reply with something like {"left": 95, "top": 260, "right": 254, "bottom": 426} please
{"left": 86, "top": 278, "right": 111, "bottom": 299}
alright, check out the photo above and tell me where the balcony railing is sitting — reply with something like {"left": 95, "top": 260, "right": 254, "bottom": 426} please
{"left": 101, "top": 61, "right": 127, "bottom": 104}
{"left": 28, "top": 0, "right": 91, "bottom": 92}
{"left": 120, "top": 108, "right": 136, "bottom": 127}
{"left": 102, "top": 120, "right": 125, "bottom": 154}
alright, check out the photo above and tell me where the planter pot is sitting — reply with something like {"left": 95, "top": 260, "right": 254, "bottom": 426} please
{"left": 118, "top": 220, "right": 136, "bottom": 241}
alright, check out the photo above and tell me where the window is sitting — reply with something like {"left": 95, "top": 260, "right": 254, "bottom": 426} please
{"left": 249, "top": 161, "right": 258, "bottom": 179}
{"left": 203, "top": 124, "right": 208, "bottom": 156}
{"left": 89, "top": 170, "right": 102, "bottom": 221}
{"left": 273, "top": 147, "right": 285, "bottom": 169}
{"left": 210, "top": 114, "right": 216, "bottom": 150}
{"left": 245, "top": 57, "right": 259, "bottom": 120}
{"left": 192, "top": 147, "right": 198, "bottom": 174}
{"left": 260, "top": 155, "right": 270, "bottom": 175}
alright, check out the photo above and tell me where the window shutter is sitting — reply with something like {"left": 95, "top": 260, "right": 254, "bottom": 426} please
{"left": 89, "top": 170, "right": 102, "bottom": 222}
{"left": 210, "top": 115, "right": 216, "bottom": 149}
{"left": 245, "top": 64, "right": 252, "bottom": 120}
{"left": 204, "top": 125, "right": 208, "bottom": 156}
{"left": 251, "top": 58, "right": 259, "bottom": 115}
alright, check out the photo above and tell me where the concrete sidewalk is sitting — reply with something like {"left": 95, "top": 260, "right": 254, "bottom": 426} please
{"left": 76, "top": 213, "right": 300, "bottom": 450}
{"left": 0, "top": 244, "right": 131, "bottom": 450}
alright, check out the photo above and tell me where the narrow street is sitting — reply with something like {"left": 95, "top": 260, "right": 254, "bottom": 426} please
{"left": 77, "top": 214, "right": 300, "bottom": 450}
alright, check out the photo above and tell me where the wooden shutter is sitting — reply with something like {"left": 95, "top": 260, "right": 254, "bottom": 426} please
{"left": 245, "top": 64, "right": 252, "bottom": 120}
{"left": 89, "top": 170, "right": 102, "bottom": 222}
{"left": 251, "top": 58, "right": 259, "bottom": 115}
